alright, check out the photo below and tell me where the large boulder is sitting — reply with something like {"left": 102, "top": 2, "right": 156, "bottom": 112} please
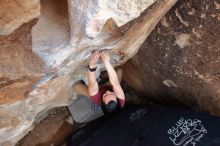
{"left": 123, "top": 0, "right": 220, "bottom": 115}
{"left": 0, "top": 0, "right": 177, "bottom": 145}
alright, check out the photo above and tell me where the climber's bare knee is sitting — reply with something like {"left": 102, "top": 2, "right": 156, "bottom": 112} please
{"left": 72, "top": 81, "right": 89, "bottom": 97}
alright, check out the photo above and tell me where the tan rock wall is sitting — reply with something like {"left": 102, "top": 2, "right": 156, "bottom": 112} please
{"left": 0, "top": 0, "right": 177, "bottom": 145}
{"left": 0, "top": 0, "right": 40, "bottom": 35}
{"left": 0, "top": 20, "right": 44, "bottom": 105}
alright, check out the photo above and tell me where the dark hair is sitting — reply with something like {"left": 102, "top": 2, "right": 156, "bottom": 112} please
{"left": 101, "top": 100, "right": 120, "bottom": 114}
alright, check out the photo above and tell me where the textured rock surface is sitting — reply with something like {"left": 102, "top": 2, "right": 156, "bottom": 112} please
{"left": 0, "top": 0, "right": 178, "bottom": 145}
{"left": 0, "top": 20, "right": 44, "bottom": 105}
{"left": 16, "top": 107, "right": 73, "bottom": 146}
{"left": 0, "top": 0, "right": 40, "bottom": 35}
{"left": 84, "top": 0, "right": 156, "bottom": 37}
{"left": 123, "top": 0, "right": 220, "bottom": 114}
{"left": 68, "top": 0, "right": 156, "bottom": 40}
{"left": 32, "top": 0, "right": 71, "bottom": 66}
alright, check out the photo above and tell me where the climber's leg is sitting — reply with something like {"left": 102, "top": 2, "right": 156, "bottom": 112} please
{"left": 73, "top": 81, "right": 90, "bottom": 97}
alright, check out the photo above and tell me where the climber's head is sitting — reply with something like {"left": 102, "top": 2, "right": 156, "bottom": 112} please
{"left": 102, "top": 90, "right": 119, "bottom": 114}
{"left": 103, "top": 90, "right": 117, "bottom": 104}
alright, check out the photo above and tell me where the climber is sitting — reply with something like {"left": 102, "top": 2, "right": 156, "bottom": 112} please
{"left": 73, "top": 50, "right": 125, "bottom": 114}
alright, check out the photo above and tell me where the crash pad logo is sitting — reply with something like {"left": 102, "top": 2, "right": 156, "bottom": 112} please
{"left": 129, "top": 108, "right": 147, "bottom": 122}
{"left": 167, "top": 117, "right": 207, "bottom": 146}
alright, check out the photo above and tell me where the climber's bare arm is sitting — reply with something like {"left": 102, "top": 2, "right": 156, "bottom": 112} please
{"left": 100, "top": 51, "right": 125, "bottom": 100}
{"left": 87, "top": 51, "right": 100, "bottom": 96}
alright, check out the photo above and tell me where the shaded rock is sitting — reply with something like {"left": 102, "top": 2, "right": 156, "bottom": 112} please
{"left": 16, "top": 107, "right": 73, "bottom": 146}
{"left": 175, "top": 33, "right": 191, "bottom": 49}
{"left": 123, "top": 0, "right": 220, "bottom": 115}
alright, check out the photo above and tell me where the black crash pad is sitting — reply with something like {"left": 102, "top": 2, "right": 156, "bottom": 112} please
{"left": 68, "top": 105, "right": 220, "bottom": 146}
